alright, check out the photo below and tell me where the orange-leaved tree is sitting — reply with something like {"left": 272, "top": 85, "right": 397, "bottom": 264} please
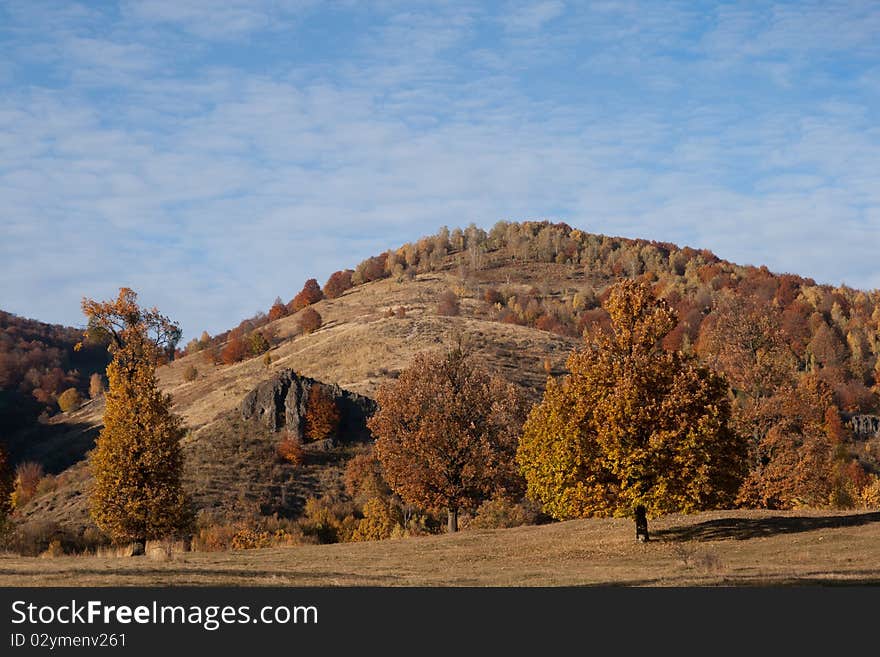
{"left": 268, "top": 297, "right": 288, "bottom": 321}
{"left": 288, "top": 278, "right": 324, "bottom": 313}
{"left": 368, "top": 347, "right": 527, "bottom": 532}
{"left": 323, "top": 270, "right": 353, "bottom": 299}
{"left": 80, "top": 288, "right": 191, "bottom": 545}
{"left": 517, "top": 280, "right": 747, "bottom": 541}
{"left": 298, "top": 307, "right": 322, "bottom": 334}
{"left": 304, "top": 386, "right": 340, "bottom": 441}
{"left": 220, "top": 328, "right": 246, "bottom": 365}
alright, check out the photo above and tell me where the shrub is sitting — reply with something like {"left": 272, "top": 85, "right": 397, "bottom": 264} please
{"left": 437, "top": 290, "right": 460, "bottom": 316}
{"left": 304, "top": 386, "right": 340, "bottom": 441}
{"left": 35, "top": 474, "right": 58, "bottom": 498}
{"left": 299, "top": 496, "right": 357, "bottom": 544}
{"left": 191, "top": 519, "right": 297, "bottom": 552}
{"left": 57, "top": 387, "right": 83, "bottom": 412}
{"left": 350, "top": 498, "right": 402, "bottom": 542}
{"left": 469, "top": 497, "right": 542, "bottom": 529}
{"left": 89, "top": 373, "right": 105, "bottom": 398}
{"left": 41, "top": 539, "right": 65, "bottom": 558}
{"left": 183, "top": 365, "right": 198, "bottom": 382}
{"left": 1, "top": 520, "right": 71, "bottom": 556}
{"left": 395, "top": 306, "right": 407, "bottom": 319}
{"left": 861, "top": 477, "right": 880, "bottom": 508}
{"left": 230, "top": 527, "right": 274, "bottom": 550}
{"left": 483, "top": 287, "right": 504, "bottom": 306}
{"left": 344, "top": 447, "right": 390, "bottom": 503}
{"left": 277, "top": 433, "right": 305, "bottom": 465}
{"left": 191, "top": 523, "right": 240, "bottom": 552}
{"left": 247, "top": 331, "right": 270, "bottom": 356}
{"left": 13, "top": 461, "right": 43, "bottom": 507}
{"left": 298, "top": 308, "right": 322, "bottom": 334}
{"left": 323, "top": 270, "right": 354, "bottom": 298}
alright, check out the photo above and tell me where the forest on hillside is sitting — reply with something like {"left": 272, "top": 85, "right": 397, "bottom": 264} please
{"left": 3, "top": 221, "right": 880, "bottom": 556}
{"left": 181, "top": 221, "right": 880, "bottom": 519}
{"left": 203, "top": 221, "right": 880, "bottom": 417}
{"left": 0, "top": 311, "right": 110, "bottom": 432}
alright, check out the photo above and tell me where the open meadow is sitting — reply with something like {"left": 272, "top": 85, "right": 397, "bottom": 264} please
{"left": 3, "top": 509, "right": 880, "bottom": 587}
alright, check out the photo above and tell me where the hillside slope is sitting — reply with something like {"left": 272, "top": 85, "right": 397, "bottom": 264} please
{"left": 14, "top": 262, "right": 578, "bottom": 532}
{"left": 10, "top": 221, "right": 880, "bottom": 538}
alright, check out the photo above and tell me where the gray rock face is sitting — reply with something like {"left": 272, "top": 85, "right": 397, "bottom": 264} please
{"left": 849, "top": 414, "right": 880, "bottom": 439}
{"left": 240, "top": 369, "right": 376, "bottom": 443}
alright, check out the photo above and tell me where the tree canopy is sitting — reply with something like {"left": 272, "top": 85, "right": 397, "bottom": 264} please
{"left": 83, "top": 288, "right": 190, "bottom": 544}
{"left": 368, "top": 347, "right": 527, "bottom": 532}
{"left": 517, "top": 280, "right": 748, "bottom": 535}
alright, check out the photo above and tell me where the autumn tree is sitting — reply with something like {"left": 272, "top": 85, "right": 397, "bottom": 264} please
{"left": 80, "top": 288, "right": 191, "bottom": 546}
{"left": 304, "top": 386, "right": 340, "bottom": 441}
{"left": 368, "top": 347, "right": 527, "bottom": 532}
{"left": 268, "top": 297, "right": 287, "bottom": 321}
{"left": 298, "top": 308, "right": 322, "bottom": 334}
{"left": 276, "top": 431, "right": 305, "bottom": 466}
{"left": 323, "top": 270, "right": 354, "bottom": 299}
{"left": 517, "top": 280, "right": 747, "bottom": 541}
{"left": 247, "top": 331, "right": 270, "bottom": 356}
{"left": 220, "top": 329, "right": 246, "bottom": 364}
{"left": 736, "top": 374, "right": 853, "bottom": 509}
{"left": 344, "top": 446, "right": 391, "bottom": 504}
{"left": 288, "top": 278, "right": 324, "bottom": 313}
{"left": 696, "top": 293, "right": 797, "bottom": 458}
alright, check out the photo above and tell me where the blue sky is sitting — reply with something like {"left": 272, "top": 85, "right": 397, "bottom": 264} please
{"left": 1, "top": 1, "right": 878, "bottom": 340}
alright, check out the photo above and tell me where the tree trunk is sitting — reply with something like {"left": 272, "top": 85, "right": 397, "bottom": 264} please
{"left": 447, "top": 507, "right": 459, "bottom": 533}
{"left": 634, "top": 505, "right": 649, "bottom": 542}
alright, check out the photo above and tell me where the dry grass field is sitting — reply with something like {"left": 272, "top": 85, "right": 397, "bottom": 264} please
{"left": 3, "top": 509, "right": 880, "bottom": 587}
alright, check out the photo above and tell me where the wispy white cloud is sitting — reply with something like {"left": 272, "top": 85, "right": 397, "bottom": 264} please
{"left": 502, "top": 0, "right": 566, "bottom": 33}
{"left": 121, "top": 0, "right": 313, "bottom": 40}
{"left": 1, "top": 1, "right": 878, "bottom": 337}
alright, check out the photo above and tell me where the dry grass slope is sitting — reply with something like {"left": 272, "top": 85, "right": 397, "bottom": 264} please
{"left": 15, "top": 261, "right": 580, "bottom": 528}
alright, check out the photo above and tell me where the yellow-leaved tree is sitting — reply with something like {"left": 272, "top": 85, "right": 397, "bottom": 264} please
{"left": 517, "top": 280, "right": 747, "bottom": 540}
{"left": 80, "top": 288, "right": 190, "bottom": 546}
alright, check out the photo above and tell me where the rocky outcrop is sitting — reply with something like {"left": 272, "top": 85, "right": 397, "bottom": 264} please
{"left": 849, "top": 414, "right": 880, "bottom": 439}
{"left": 240, "top": 369, "right": 376, "bottom": 443}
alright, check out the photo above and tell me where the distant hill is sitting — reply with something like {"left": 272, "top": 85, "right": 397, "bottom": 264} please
{"left": 7, "top": 221, "right": 880, "bottom": 544}
{"left": 0, "top": 310, "right": 109, "bottom": 443}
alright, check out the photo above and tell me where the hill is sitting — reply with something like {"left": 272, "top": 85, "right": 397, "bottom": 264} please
{"left": 2, "top": 508, "right": 880, "bottom": 586}
{"left": 0, "top": 310, "right": 109, "bottom": 439}
{"left": 5, "top": 221, "right": 880, "bottom": 551}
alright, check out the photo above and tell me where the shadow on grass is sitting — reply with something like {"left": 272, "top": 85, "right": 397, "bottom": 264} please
{"left": 655, "top": 511, "right": 880, "bottom": 542}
